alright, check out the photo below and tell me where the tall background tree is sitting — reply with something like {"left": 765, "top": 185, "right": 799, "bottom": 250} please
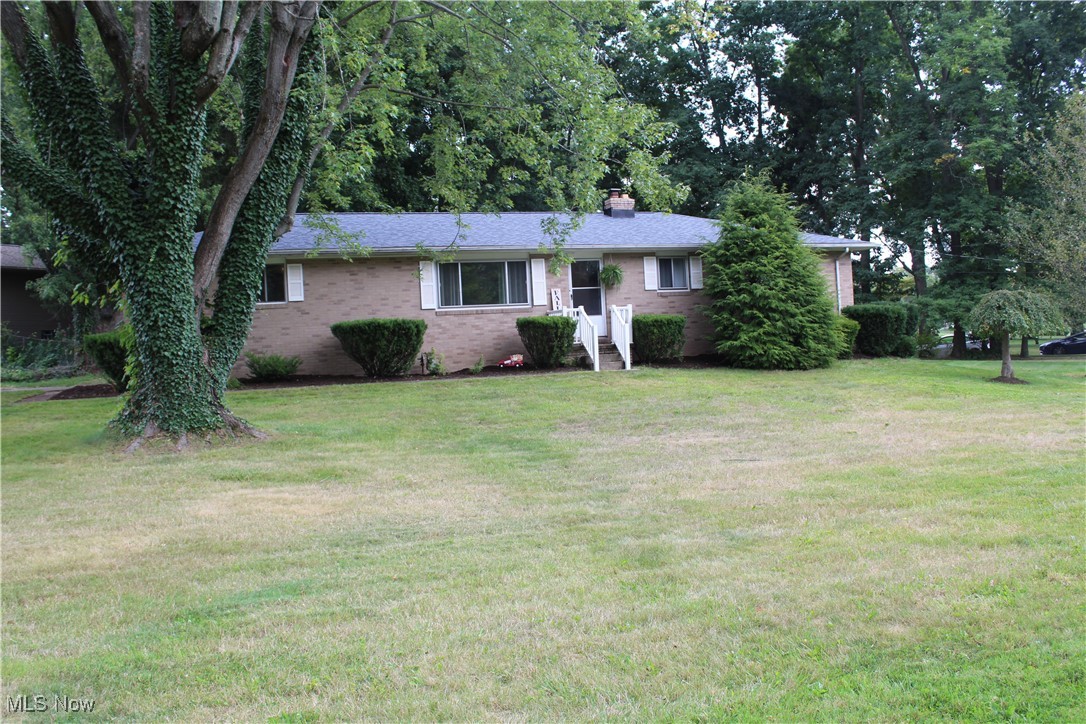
{"left": 1, "top": 1, "right": 680, "bottom": 445}
{"left": 1005, "top": 92, "right": 1086, "bottom": 329}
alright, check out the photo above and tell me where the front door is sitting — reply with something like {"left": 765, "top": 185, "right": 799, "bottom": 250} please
{"left": 570, "top": 260, "right": 606, "bottom": 336}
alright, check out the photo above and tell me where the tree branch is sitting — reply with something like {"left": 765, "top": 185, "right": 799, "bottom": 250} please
{"left": 337, "top": 0, "right": 383, "bottom": 26}
{"left": 84, "top": 1, "right": 131, "bottom": 91}
{"left": 196, "top": 1, "right": 262, "bottom": 104}
{"left": 42, "top": 2, "right": 79, "bottom": 52}
{"left": 277, "top": 1, "right": 400, "bottom": 236}
{"left": 176, "top": 0, "right": 224, "bottom": 60}
{"left": 885, "top": 5, "right": 936, "bottom": 127}
{"left": 131, "top": 1, "right": 153, "bottom": 118}
{"left": 194, "top": 0, "right": 320, "bottom": 303}
{"left": 0, "top": 2, "right": 31, "bottom": 68}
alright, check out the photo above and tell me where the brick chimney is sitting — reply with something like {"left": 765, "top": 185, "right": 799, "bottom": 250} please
{"left": 603, "top": 188, "right": 635, "bottom": 218}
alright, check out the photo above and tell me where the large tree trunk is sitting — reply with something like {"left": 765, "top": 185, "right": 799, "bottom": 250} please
{"left": 951, "top": 321, "right": 967, "bottom": 359}
{"left": 112, "top": 54, "right": 233, "bottom": 440}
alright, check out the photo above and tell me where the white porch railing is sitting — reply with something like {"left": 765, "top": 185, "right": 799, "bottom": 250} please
{"left": 610, "top": 304, "right": 633, "bottom": 370}
{"left": 561, "top": 306, "right": 599, "bottom": 371}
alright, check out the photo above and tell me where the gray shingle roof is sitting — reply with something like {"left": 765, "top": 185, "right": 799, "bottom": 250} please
{"left": 265, "top": 212, "right": 877, "bottom": 255}
{"left": 0, "top": 244, "right": 47, "bottom": 271}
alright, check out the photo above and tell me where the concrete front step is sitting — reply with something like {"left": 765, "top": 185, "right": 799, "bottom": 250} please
{"left": 571, "top": 342, "right": 630, "bottom": 371}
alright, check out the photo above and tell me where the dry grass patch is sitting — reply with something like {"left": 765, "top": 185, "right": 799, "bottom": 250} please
{"left": 2, "top": 359, "right": 1083, "bottom": 720}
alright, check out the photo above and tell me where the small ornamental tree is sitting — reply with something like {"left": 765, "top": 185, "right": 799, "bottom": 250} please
{"left": 702, "top": 174, "right": 838, "bottom": 370}
{"left": 968, "top": 290, "right": 1065, "bottom": 382}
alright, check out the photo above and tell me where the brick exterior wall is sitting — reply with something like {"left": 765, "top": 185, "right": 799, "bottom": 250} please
{"left": 819, "top": 252, "right": 855, "bottom": 312}
{"left": 239, "top": 250, "right": 852, "bottom": 376}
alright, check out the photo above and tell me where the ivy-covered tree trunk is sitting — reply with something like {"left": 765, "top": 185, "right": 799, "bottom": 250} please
{"left": 1, "top": 1, "right": 319, "bottom": 445}
{"left": 112, "top": 30, "right": 221, "bottom": 437}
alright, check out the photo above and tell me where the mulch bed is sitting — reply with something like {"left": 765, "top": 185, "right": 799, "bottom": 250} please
{"left": 22, "top": 355, "right": 726, "bottom": 402}
{"left": 51, "top": 383, "right": 120, "bottom": 400}
{"left": 235, "top": 364, "right": 583, "bottom": 390}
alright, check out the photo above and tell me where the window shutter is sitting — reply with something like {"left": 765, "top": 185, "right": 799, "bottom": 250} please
{"left": 286, "top": 264, "right": 304, "bottom": 301}
{"left": 531, "top": 258, "right": 547, "bottom": 306}
{"left": 643, "top": 256, "right": 658, "bottom": 291}
{"left": 419, "top": 261, "right": 436, "bottom": 310}
{"left": 689, "top": 256, "right": 703, "bottom": 289}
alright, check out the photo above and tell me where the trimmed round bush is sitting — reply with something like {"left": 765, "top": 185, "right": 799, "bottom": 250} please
{"left": 83, "top": 327, "right": 130, "bottom": 392}
{"left": 516, "top": 316, "right": 575, "bottom": 368}
{"left": 842, "top": 303, "right": 908, "bottom": 357}
{"left": 331, "top": 319, "right": 427, "bottom": 377}
{"left": 632, "top": 314, "right": 686, "bottom": 362}
{"left": 833, "top": 316, "right": 861, "bottom": 359}
{"left": 245, "top": 353, "right": 302, "bottom": 381}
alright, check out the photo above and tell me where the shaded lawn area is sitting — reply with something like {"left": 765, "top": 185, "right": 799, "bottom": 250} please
{"left": 1, "top": 359, "right": 1083, "bottom": 720}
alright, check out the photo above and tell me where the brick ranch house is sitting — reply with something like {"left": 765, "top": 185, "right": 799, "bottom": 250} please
{"left": 240, "top": 194, "right": 879, "bottom": 375}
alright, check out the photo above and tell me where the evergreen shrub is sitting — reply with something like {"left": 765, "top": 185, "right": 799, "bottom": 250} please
{"left": 702, "top": 173, "right": 838, "bottom": 370}
{"left": 833, "top": 316, "right": 861, "bottom": 359}
{"left": 245, "top": 353, "right": 301, "bottom": 381}
{"left": 516, "top": 316, "right": 575, "bottom": 368}
{"left": 842, "top": 303, "right": 908, "bottom": 357}
{"left": 83, "top": 328, "right": 130, "bottom": 392}
{"left": 331, "top": 319, "right": 427, "bottom": 377}
{"left": 632, "top": 314, "right": 686, "bottom": 362}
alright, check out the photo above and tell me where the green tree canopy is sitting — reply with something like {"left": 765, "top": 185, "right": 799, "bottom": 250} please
{"left": 1006, "top": 92, "right": 1086, "bottom": 328}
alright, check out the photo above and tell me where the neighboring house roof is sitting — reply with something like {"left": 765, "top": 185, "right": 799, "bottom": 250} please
{"left": 0, "top": 244, "right": 47, "bottom": 271}
{"left": 261, "top": 212, "right": 879, "bottom": 256}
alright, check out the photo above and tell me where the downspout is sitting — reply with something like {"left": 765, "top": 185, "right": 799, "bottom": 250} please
{"left": 835, "top": 247, "right": 850, "bottom": 312}
{"left": 833, "top": 249, "right": 842, "bottom": 312}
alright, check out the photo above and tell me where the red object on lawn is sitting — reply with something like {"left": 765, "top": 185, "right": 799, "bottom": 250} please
{"left": 498, "top": 354, "right": 524, "bottom": 368}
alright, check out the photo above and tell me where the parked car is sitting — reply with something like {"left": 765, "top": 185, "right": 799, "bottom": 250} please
{"left": 1040, "top": 331, "right": 1086, "bottom": 355}
{"left": 932, "top": 334, "right": 984, "bottom": 359}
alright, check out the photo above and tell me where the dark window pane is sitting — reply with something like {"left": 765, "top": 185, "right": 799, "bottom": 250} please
{"left": 506, "top": 262, "right": 528, "bottom": 304}
{"left": 572, "top": 287, "right": 602, "bottom": 316}
{"left": 659, "top": 258, "right": 687, "bottom": 289}
{"left": 658, "top": 259, "right": 674, "bottom": 289}
{"left": 439, "top": 263, "right": 461, "bottom": 307}
{"left": 571, "top": 260, "right": 600, "bottom": 288}
{"left": 262, "top": 264, "right": 286, "bottom": 302}
{"left": 671, "top": 259, "right": 687, "bottom": 288}
{"left": 460, "top": 262, "right": 503, "bottom": 306}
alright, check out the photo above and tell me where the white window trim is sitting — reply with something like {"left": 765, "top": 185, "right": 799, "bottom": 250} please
{"left": 437, "top": 260, "right": 532, "bottom": 309}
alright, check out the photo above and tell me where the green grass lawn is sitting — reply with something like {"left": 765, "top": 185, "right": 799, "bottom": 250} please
{"left": 0, "top": 372, "right": 106, "bottom": 389}
{"left": 2, "top": 359, "right": 1083, "bottom": 720}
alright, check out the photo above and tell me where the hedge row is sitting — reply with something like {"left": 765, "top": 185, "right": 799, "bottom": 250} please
{"left": 842, "top": 303, "right": 915, "bottom": 357}
{"left": 833, "top": 316, "right": 861, "bottom": 359}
